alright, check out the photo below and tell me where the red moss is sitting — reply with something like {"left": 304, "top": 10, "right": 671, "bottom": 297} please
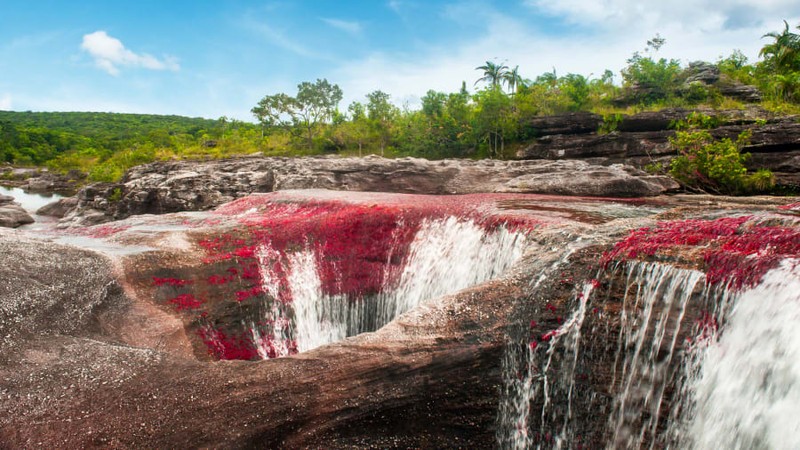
{"left": 197, "top": 327, "right": 260, "bottom": 360}
{"left": 603, "top": 216, "right": 800, "bottom": 290}
{"left": 234, "top": 286, "right": 264, "bottom": 302}
{"left": 168, "top": 293, "right": 204, "bottom": 311}
{"left": 78, "top": 224, "right": 131, "bottom": 238}
{"left": 152, "top": 277, "right": 193, "bottom": 286}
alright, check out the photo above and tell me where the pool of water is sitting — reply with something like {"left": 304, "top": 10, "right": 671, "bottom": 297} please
{"left": 0, "top": 186, "right": 64, "bottom": 213}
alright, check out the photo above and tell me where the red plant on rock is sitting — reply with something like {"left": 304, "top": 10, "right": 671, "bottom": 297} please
{"left": 603, "top": 216, "right": 800, "bottom": 290}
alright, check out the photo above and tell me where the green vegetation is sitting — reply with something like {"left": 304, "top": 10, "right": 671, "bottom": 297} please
{"left": 669, "top": 113, "right": 775, "bottom": 194}
{"left": 1, "top": 22, "right": 800, "bottom": 189}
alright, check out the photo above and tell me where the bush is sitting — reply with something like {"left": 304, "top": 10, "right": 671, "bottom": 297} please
{"left": 668, "top": 113, "right": 775, "bottom": 194}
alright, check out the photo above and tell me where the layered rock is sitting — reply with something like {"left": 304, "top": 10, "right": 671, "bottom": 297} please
{"left": 517, "top": 108, "right": 800, "bottom": 188}
{"left": 59, "top": 156, "right": 678, "bottom": 225}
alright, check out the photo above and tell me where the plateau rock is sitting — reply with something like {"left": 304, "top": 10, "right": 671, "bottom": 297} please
{"left": 60, "top": 156, "right": 678, "bottom": 225}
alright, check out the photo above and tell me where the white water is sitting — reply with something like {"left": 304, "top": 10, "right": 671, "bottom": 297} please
{"left": 498, "top": 258, "right": 800, "bottom": 449}
{"left": 256, "top": 217, "right": 527, "bottom": 357}
{"left": 675, "top": 260, "right": 800, "bottom": 450}
{"left": 608, "top": 262, "right": 704, "bottom": 449}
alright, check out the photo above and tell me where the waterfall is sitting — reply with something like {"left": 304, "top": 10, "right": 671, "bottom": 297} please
{"left": 673, "top": 260, "right": 800, "bottom": 450}
{"left": 256, "top": 217, "right": 527, "bottom": 357}
{"left": 607, "top": 262, "right": 704, "bottom": 449}
{"left": 497, "top": 258, "right": 800, "bottom": 449}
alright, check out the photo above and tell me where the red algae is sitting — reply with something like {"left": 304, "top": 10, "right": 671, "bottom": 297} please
{"left": 157, "top": 192, "right": 543, "bottom": 360}
{"left": 603, "top": 216, "right": 800, "bottom": 290}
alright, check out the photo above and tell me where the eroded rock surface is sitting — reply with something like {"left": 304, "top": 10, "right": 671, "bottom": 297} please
{"left": 59, "top": 156, "right": 678, "bottom": 226}
{"left": 1, "top": 191, "right": 797, "bottom": 448}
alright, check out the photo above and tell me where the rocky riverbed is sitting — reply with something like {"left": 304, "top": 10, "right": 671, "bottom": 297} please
{"left": 1, "top": 186, "right": 797, "bottom": 447}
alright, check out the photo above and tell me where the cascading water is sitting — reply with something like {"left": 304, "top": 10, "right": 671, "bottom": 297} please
{"left": 256, "top": 217, "right": 527, "bottom": 357}
{"left": 497, "top": 257, "right": 800, "bottom": 449}
{"left": 671, "top": 260, "right": 800, "bottom": 450}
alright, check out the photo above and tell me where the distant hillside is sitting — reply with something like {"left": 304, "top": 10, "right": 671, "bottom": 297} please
{"left": 0, "top": 111, "right": 221, "bottom": 144}
{"left": 0, "top": 111, "right": 263, "bottom": 179}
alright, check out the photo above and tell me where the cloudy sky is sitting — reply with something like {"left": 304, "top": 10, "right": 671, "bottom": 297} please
{"left": 1, "top": 1, "right": 799, "bottom": 121}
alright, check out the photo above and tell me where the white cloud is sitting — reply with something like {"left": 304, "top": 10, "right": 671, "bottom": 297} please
{"left": 321, "top": 18, "right": 362, "bottom": 35}
{"left": 331, "top": 4, "right": 798, "bottom": 110}
{"left": 0, "top": 93, "right": 11, "bottom": 110}
{"left": 525, "top": 0, "right": 800, "bottom": 32}
{"left": 81, "top": 31, "right": 179, "bottom": 76}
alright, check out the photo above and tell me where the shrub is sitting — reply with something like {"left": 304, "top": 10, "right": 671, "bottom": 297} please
{"left": 668, "top": 113, "right": 775, "bottom": 194}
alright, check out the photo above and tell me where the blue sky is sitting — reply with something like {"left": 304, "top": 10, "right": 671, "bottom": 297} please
{"left": 1, "top": 1, "right": 799, "bottom": 121}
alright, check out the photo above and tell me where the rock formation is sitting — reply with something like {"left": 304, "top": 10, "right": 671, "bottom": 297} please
{"left": 56, "top": 156, "right": 678, "bottom": 226}
{"left": 0, "top": 194, "right": 34, "bottom": 228}
{"left": 517, "top": 108, "right": 800, "bottom": 188}
{"left": 0, "top": 190, "right": 797, "bottom": 448}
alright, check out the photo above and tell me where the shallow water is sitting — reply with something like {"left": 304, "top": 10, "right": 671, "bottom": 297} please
{"left": 0, "top": 185, "right": 63, "bottom": 213}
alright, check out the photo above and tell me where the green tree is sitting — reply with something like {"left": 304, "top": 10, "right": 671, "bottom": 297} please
{"left": 621, "top": 35, "right": 681, "bottom": 103}
{"left": 502, "top": 65, "right": 523, "bottom": 94}
{"left": 475, "top": 61, "right": 509, "bottom": 88}
{"left": 760, "top": 20, "right": 800, "bottom": 73}
{"left": 294, "top": 79, "right": 344, "bottom": 149}
{"left": 473, "top": 86, "right": 515, "bottom": 159}
{"left": 252, "top": 79, "right": 343, "bottom": 149}
{"left": 366, "top": 90, "right": 398, "bottom": 155}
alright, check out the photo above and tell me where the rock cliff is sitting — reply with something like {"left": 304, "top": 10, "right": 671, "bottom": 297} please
{"left": 517, "top": 108, "right": 800, "bottom": 188}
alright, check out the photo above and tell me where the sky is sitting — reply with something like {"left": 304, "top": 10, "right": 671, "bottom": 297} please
{"left": 1, "top": 1, "right": 799, "bottom": 121}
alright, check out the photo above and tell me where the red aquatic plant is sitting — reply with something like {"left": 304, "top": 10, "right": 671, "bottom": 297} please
{"left": 603, "top": 216, "right": 800, "bottom": 290}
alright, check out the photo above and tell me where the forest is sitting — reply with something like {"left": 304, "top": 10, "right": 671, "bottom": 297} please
{"left": 1, "top": 22, "right": 799, "bottom": 186}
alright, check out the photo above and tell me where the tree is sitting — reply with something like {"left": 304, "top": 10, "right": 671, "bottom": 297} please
{"left": 294, "top": 79, "right": 343, "bottom": 149}
{"left": 473, "top": 86, "right": 515, "bottom": 159}
{"left": 251, "top": 93, "right": 295, "bottom": 138}
{"left": 621, "top": 36, "right": 681, "bottom": 103}
{"left": 760, "top": 20, "right": 800, "bottom": 73}
{"left": 475, "top": 61, "right": 509, "bottom": 88}
{"left": 251, "top": 79, "right": 342, "bottom": 149}
{"left": 502, "top": 65, "right": 523, "bottom": 94}
{"left": 366, "top": 90, "right": 397, "bottom": 156}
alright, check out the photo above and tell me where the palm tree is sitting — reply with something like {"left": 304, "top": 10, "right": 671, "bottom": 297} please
{"left": 475, "top": 61, "right": 509, "bottom": 88}
{"left": 502, "top": 65, "right": 523, "bottom": 94}
{"left": 760, "top": 20, "right": 800, "bottom": 72}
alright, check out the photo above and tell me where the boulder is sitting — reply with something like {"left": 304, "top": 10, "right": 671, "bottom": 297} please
{"left": 37, "top": 197, "right": 79, "bottom": 218}
{"left": 0, "top": 197, "right": 34, "bottom": 228}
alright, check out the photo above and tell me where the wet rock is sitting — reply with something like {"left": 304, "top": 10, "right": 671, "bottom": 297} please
{"left": 0, "top": 192, "right": 796, "bottom": 448}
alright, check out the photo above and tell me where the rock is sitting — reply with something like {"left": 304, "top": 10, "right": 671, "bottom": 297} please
{"left": 61, "top": 156, "right": 678, "bottom": 225}
{"left": 519, "top": 130, "right": 674, "bottom": 160}
{"left": 36, "top": 197, "right": 79, "bottom": 217}
{"left": 497, "top": 161, "right": 678, "bottom": 197}
{"left": 517, "top": 109, "right": 800, "bottom": 190}
{"left": 0, "top": 192, "right": 796, "bottom": 448}
{"left": 523, "top": 112, "right": 602, "bottom": 136}
{"left": 617, "top": 108, "right": 691, "bottom": 132}
{"left": 0, "top": 199, "right": 34, "bottom": 228}
{"left": 685, "top": 61, "right": 720, "bottom": 85}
